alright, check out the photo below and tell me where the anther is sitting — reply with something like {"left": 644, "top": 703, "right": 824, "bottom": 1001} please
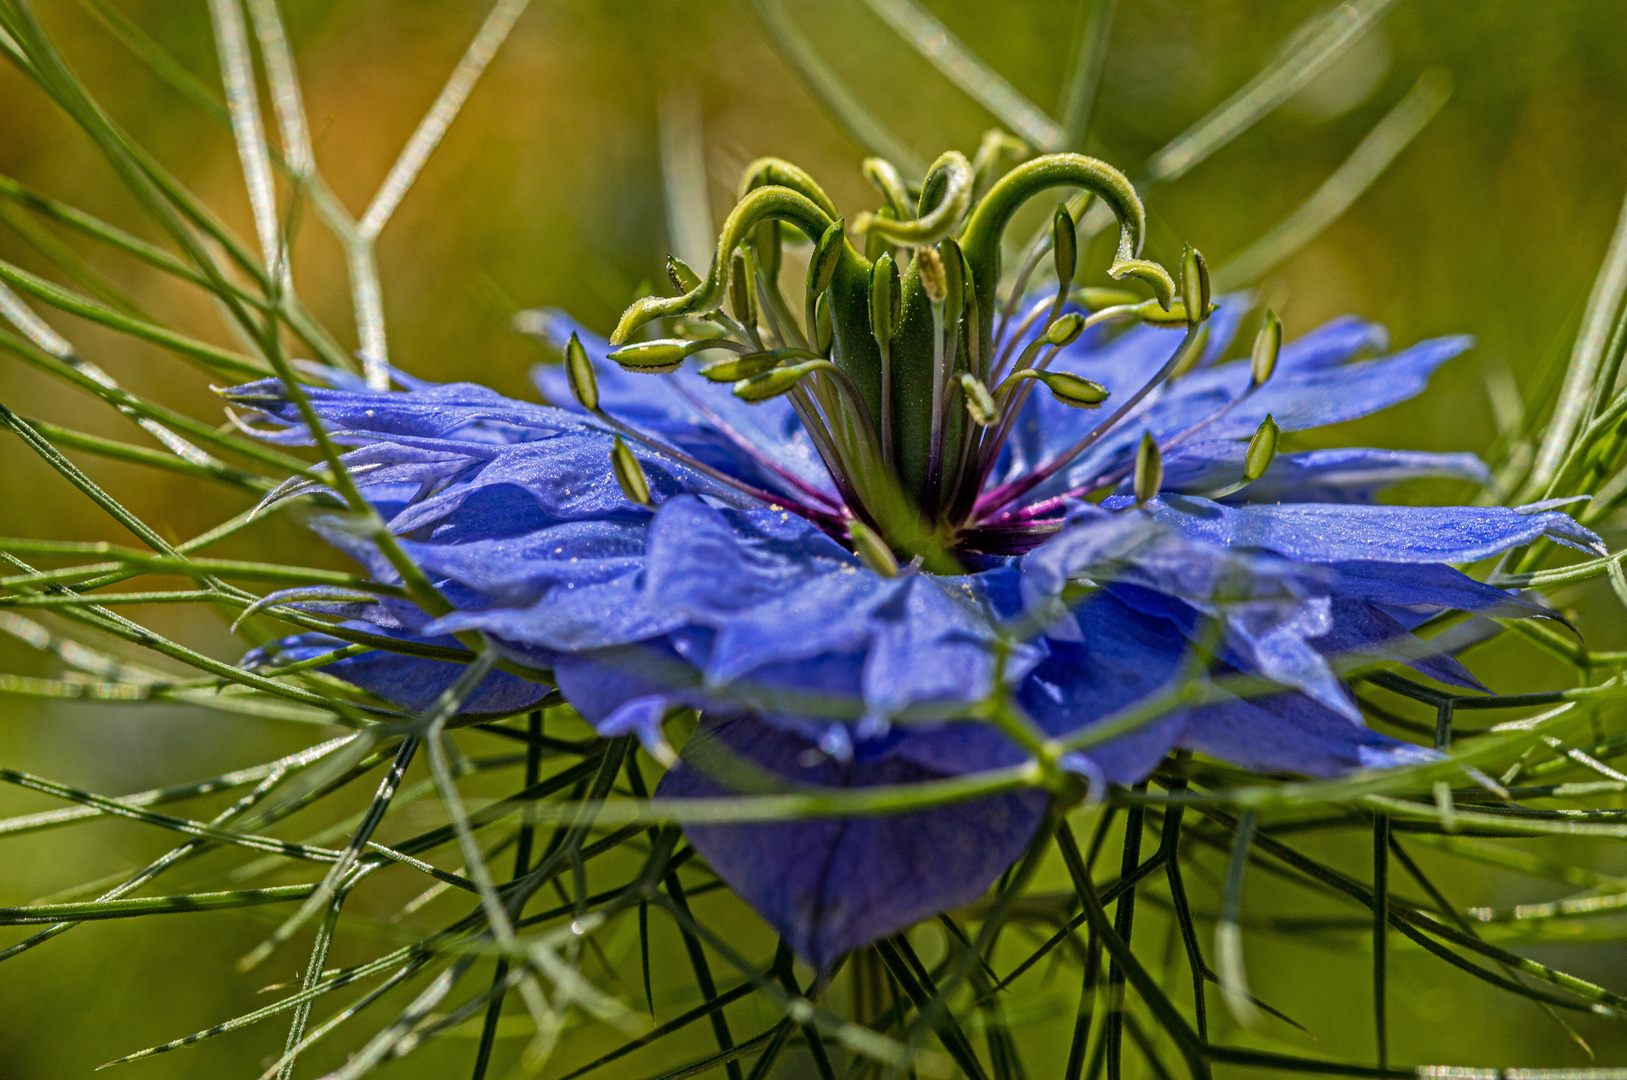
{"left": 960, "top": 372, "right": 998, "bottom": 426}
{"left": 733, "top": 360, "right": 826, "bottom": 402}
{"left": 917, "top": 247, "right": 947, "bottom": 304}
{"left": 995, "top": 368, "right": 1109, "bottom": 408}
{"left": 1042, "top": 311, "right": 1085, "bottom": 348}
{"left": 814, "top": 293, "right": 834, "bottom": 355}
{"left": 1243, "top": 414, "right": 1279, "bottom": 482}
{"left": 1181, "top": 244, "right": 1211, "bottom": 328}
{"left": 870, "top": 253, "right": 900, "bottom": 346}
{"left": 1052, "top": 204, "right": 1077, "bottom": 296}
{"left": 729, "top": 252, "right": 758, "bottom": 332}
{"left": 1251, "top": 309, "right": 1282, "bottom": 388}
{"left": 605, "top": 338, "right": 711, "bottom": 373}
{"left": 610, "top": 436, "right": 653, "bottom": 506}
{"left": 848, "top": 518, "right": 900, "bottom": 577}
{"left": 564, "top": 332, "right": 598, "bottom": 411}
{"left": 754, "top": 219, "right": 782, "bottom": 281}
{"left": 1134, "top": 432, "right": 1162, "bottom": 506}
{"left": 699, "top": 352, "right": 785, "bottom": 382}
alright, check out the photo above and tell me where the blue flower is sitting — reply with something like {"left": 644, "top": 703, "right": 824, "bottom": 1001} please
{"left": 234, "top": 152, "right": 1600, "bottom": 970}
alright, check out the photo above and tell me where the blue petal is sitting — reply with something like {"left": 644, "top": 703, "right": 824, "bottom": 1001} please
{"left": 1179, "top": 690, "right": 1437, "bottom": 777}
{"left": 1132, "top": 494, "right": 1605, "bottom": 562}
{"left": 244, "top": 631, "right": 551, "bottom": 714}
{"left": 406, "top": 519, "right": 648, "bottom": 606}
{"left": 1225, "top": 594, "right": 1357, "bottom": 717}
{"left": 1149, "top": 445, "right": 1491, "bottom": 505}
{"left": 525, "top": 311, "right": 836, "bottom": 500}
{"left": 429, "top": 576, "right": 678, "bottom": 651}
{"left": 1204, "top": 335, "right": 1474, "bottom": 437}
{"left": 1325, "top": 561, "right": 1555, "bottom": 620}
{"left": 1022, "top": 509, "right": 1517, "bottom": 718}
{"left": 1272, "top": 315, "right": 1389, "bottom": 371}
{"left": 1315, "top": 599, "right": 1486, "bottom": 691}
{"left": 1020, "top": 334, "right": 1472, "bottom": 498}
{"left": 881, "top": 590, "right": 1192, "bottom": 788}
{"left": 597, "top": 694, "right": 675, "bottom": 758}
{"left": 1016, "top": 591, "right": 1191, "bottom": 779}
{"left": 552, "top": 644, "right": 706, "bottom": 726}
{"left": 643, "top": 497, "right": 855, "bottom": 623}
{"left": 1042, "top": 295, "right": 1250, "bottom": 397}
{"left": 1022, "top": 506, "right": 1322, "bottom": 620}
{"left": 227, "top": 378, "right": 585, "bottom": 444}
{"left": 408, "top": 494, "right": 1023, "bottom": 733}
{"left": 658, "top": 713, "right": 1048, "bottom": 970}
{"left": 385, "top": 433, "right": 727, "bottom": 534}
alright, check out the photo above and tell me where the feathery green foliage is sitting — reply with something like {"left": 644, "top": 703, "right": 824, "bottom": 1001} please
{"left": 2, "top": 2, "right": 1627, "bottom": 1078}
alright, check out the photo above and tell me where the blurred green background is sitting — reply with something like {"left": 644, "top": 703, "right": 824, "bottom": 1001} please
{"left": 3, "top": 0, "right": 1627, "bottom": 1076}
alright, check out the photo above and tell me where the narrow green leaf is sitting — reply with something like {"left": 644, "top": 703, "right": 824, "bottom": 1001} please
{"left": 1213, "top": 69, "right": 1452, "bottom": 290}
{"left": 747, "top": 0, "right": 926, "bottom": 175}
{"left": 856, "top": 0, "right": 1064, "bottom": 150}
{"left": 0, "top": 257, "right": 267, "bottom": 378}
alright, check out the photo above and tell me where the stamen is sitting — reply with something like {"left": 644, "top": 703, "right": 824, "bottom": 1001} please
{"left": 734, "top": 360, "right": 828, "bottom": 401}
{"left": 563, "top": 333, "right": 598, "bottom": 411}
{"left": 803, "top": 218, "right": 846, "bottom": 358}
{"left": 991, "top": 291, "right": 1060, "bottom": 382}
{"left": 992, "top": 189, "right": 1092, "bottom": 355}
{"left": 1202, "top": 414, "right": 1280, "bottom": 500}
{"left": 847, "top": 518, "right": 900, "bottom": 577}
{"left": 742, "top": 260, "right": 866, "bottom": 506}
{"left": 697, "top": 351, "right": 789, "bottom": 381}
{"left": 974, "top": 316, "right": 1208, "bottom": 519}
{"left": 739, "top": 261, "right": 862, "bottom": 506}
{"left": 605, "top": 338, "right": 727, "bottom": 373}
{"left": 1119, "top": 309, "right": 1283, "bottom": 461}
{"left": 870, "top": 252, "right": 900, "bottom": 467}
{"left": 991, "top": 313, "right": 1085, "bottom": 403}
{"left": 993, "top": 368, "right": 1108, "bottom": 407}
{"left": 981, "top": 335, "right": 1275, "bottom": 523}
{"left": 959, "top": 373, "right": 998, "bottom": 427}
{"left": 1251, "top": 308, "right": 1282, "bottom": 387}
{"left": 587, "top": 394, "right": 844, "bottom": 527}
{"left": 919, "top": 246, "right": 949, "bottom": 510}
{"left": 812, "top": 292, "right": 834, "bottom": 355}
{"left": 609, "top": 436, "right": 651, "bottom": 506}
{"left": 666, "top": 379, "right": 844, "bottom": 510}
{"left": 1132, "top": 432, "right": 1162, "bottom": 505}
{"left": 1240, "top": 423, "right": 1279, "bottom": 482}
{"left": 989, "top": 291, "right": 1174, "bottom": 389}
{"left": 962, "top": 314, "right": 1090, "bottom": 507}
{"left": 1180, "top": 244, "right": 1211, "bottom": 327}
{"left": 710, "top": 282, "right": 884, "bottom": 525}
{"left": 751, "top": 259, "right": 808, "bottom": 353}
{"left": 1048, "top": 203, "right": 1077, "bottom": 332}
{"left": 740, "top": 361, "right": 880, "bottom": 459}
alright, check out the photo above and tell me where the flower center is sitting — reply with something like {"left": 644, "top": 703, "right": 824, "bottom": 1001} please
{"left": 597, "top": 150, "right": 1216, "bottom": 569}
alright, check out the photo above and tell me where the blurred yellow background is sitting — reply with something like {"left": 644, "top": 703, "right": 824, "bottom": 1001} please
{"left": 3, "top": 1, "right": 1627, "bottom": 1075}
